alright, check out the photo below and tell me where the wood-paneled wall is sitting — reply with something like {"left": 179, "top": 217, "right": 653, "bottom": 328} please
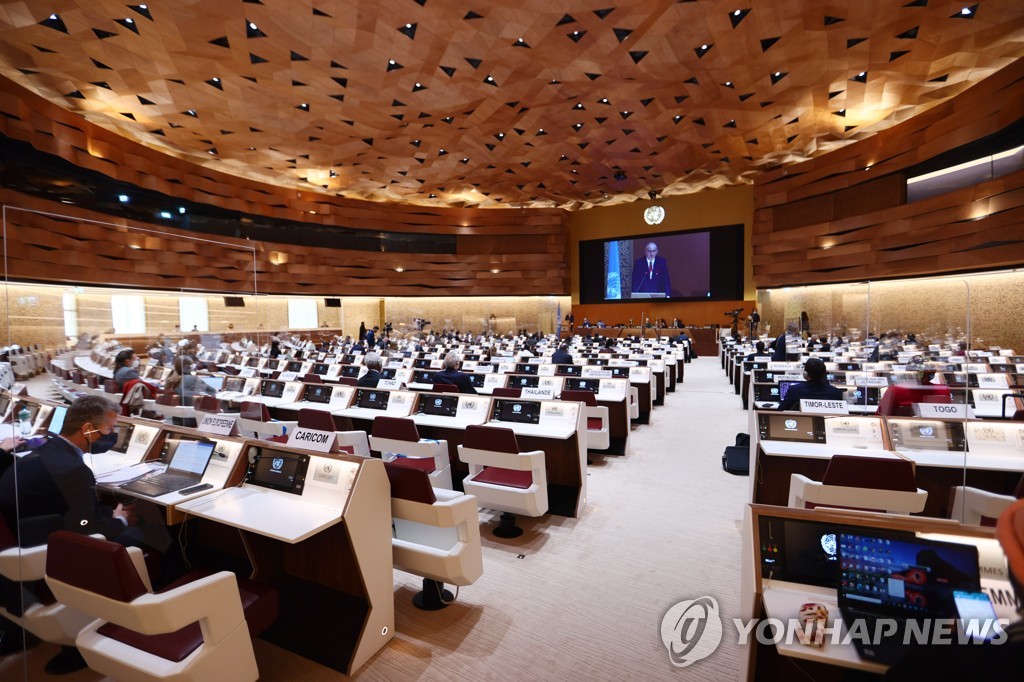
{"left": 752, "top": 59, "right": 1024, "bottom": 288}
{"left": 0, "top": 74, "right": 568, "bottom": 296}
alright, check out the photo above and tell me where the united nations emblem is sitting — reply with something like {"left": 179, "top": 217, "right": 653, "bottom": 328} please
{"left": 644, "top": 205, "right": 665, "bottom": 225}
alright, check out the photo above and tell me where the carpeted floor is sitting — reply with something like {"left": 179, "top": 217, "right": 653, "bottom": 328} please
{"left": 3, "top": 357, "right": 752, "bottom": 680}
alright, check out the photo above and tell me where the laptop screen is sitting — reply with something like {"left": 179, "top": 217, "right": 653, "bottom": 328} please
{"left": 201, "top": 376, "right": 225, "bottom": 392}
{"left": 417, "top": 394, "right": 459, "bottom": 417}
{"left": 303, "top": 384, "right": 334, "bottom": 404}
{"left": 494, "top": 400, "right": 541, "bottom": 424}
{"left": 356, "top": 389, "right": 389, "bottom": 410}
{"left": 48, "top": 406, "right": 67, "bottom": 436}
{"left": 247, "top": 448, "right": 309, "bottom": 494}
{"left": 837, "top": 531, "right": 980, "bottom": 616}
{"left": 166, "top": 440, "right": 215, "bottom": 476}
{"left": 778, "top": 381, "right": 796, "bottom": 401}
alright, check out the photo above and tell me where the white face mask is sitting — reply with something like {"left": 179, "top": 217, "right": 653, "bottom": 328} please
{"left": 132, "top": 358, "right": 140, "bottom": 369}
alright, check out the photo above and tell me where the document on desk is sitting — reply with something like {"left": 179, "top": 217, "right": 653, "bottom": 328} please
{"left": 94, "top": 461, "right": 164, "bottom": 484}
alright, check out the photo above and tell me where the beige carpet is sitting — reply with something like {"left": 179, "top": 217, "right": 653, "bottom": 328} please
{"left": 4, "top": 357, "right": 752, "bottom": 681}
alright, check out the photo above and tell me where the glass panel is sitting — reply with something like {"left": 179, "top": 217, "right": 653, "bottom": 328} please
{"left": 1, "top": 204, "right": 258, "bottom": 670}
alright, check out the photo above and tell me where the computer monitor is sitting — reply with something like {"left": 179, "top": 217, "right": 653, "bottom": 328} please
{"left": 467, "top": 373, "right": 486, "bottom": 388}
{"left": 515, "top": 363, "right": 539, "bottom": 375}
{"left": 511, "top": 375, "right": 540, "bottom": 388}
{"left": 757, "top": 413, "right": 827, "bottom": 443}
{"left": 380, "top": 368, "right": 397, "bottom": 379}
{"left": 264, "top": 359, "right": 280, "bottom": 370}
{"left": 303, "top": 384, "right": 334, "bottom": 404}
{"left": 110, "top": 423, "right": 136, "bottom": 454}
{"left": 556, "top": 364, "right": 582, "bottom": 376}
{"left": 341, "top": 354, "right": 356, "bottom": 365}
{"left": 311, "top": 363, "right": 330, "bottom": 375}
{"left": 847, "top": 386, "right": 882, "bottom": 406}
{"left": 777, "top": 381, "right": 796, "bottom": 401}
{"left": 753, "top": 384, "right": 782, "bottom": 403}
{"left": 590, "top": 358, "right": 609, "bottom": 366}
{"left": 223, "top": 377, "right": 246, "bottom": 393}
{"left": 201, "top": 376, "right": 225, "bottom": 392}
{"left": 414, "top": 370, "right": 436, "bottom": 384}
{"left": 565, "top": 378, "right": 600, "bottom": 392}
{"left": 286, "top": 360, "right": 304, "bottom": 373}
{"left": 609, "top": 367, "right": 631, "bottom": 379}
{"left": 340, "top": 365, "right": 361, "bottom": 378}
{"left": 888, "top": 419, "right": 967, "bottom": 452}
{"left": 245, "top": 357, "right": 260, "bottom": 368}
{"left": 413, "top": 358, "right": 432, "bottom": 369}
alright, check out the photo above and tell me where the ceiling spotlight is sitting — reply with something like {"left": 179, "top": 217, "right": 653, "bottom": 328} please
{"left": 395, "top": 267, "right": 404, "bottom": 273}
{"left": 117, "top": 194, "right": 129, "bottom": 203}
{"left": 701, "top": 44, "right": 708, "bottom": 50}
{"left": 733, "top": 9, "right": 741, "bottom": 16}
{"left": 178, "top": 207, "right": 186, "bottom": 214}
{"left": 600, "top": 98, "right": 609, "bottom": 104}
{"left": 774, "top": 72, "right": 781, "bottom": 77}
{"left": 389, "top": 59, "right": 396, "bottom": 65}
{"left": 491, "top": 269, "right": 500, "bottom": 274}
{"left": 49, "top": 13, "right": 57, "bottom": 20}
{"left": 158, "top": 211, "right": 171, "bottom": 219}
{"left": 406, "top": 23, "right": 413, "bottom": 28}
{"left": 124, "top": 17, "right": 133, "bottom": 23}
{"left": 961, "top": 6, "right": 972, "bottom": 14}
{"left": 249, "top": 22, "right": 257, "bottom": 30}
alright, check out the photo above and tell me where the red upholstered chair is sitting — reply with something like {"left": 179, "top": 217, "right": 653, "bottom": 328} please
{"left": 336, "top": 376, "right": 358, "bottom": 386}
{"left": 788, "top": 455, "right": 928, "bottom": 514}
{"left": 950, "top": 474, "right": 1024, "bottom": 526}
{"left": 301, "top": 373, "right": 323, "bottom": 384}
{"left": 431, "top": 383, "right": 459, "bottom": 394}
{"left": 369, "top": 416, "right": 451, "bottom": 489}
{"left": 238, "top": 400, "right": 297, "bottom": 440}
{"left": 383, "top": 462, "right": 483, "bottom": 610}
{"left": 45, "top": 531, "right": 277, "bottom": 682}
{"left": 560, "top": 389, "right": 610, "bottom": 451}
{"left": 192, "top": 394, "right": 221, "bottom": 424}
{"left": 877, "top": 383, "right": 952, "bottom": 417}
{"left": 457, "top": 425, "right": 548, "bottom": 538}
{"left": 491, "top": 387, "right": 522, "bottom": 398}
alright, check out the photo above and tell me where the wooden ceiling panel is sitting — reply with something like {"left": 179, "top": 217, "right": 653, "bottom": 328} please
{"left": 0, "top": 1, "right": 1021, "bottom": 210}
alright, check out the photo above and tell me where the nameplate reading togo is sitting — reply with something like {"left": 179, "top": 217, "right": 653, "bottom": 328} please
{"left": 377, "top": 379, "right": 403, "bottom": 390}
{"left": 198, "top": 413, "right": 239, "bottom": 436}
{"left": 287, "top": 427, "right": 337, "bottom": 453}
{"left": 913, "top": 402, "right": 968, "bottom": 419}
{"left": 799, "top": 399, "right": 849, "bottom": 414}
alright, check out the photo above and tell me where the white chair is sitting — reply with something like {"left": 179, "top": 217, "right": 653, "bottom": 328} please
{"left": 788, "top": 455, "right": 927, "bottom": 515}
{"left": 384, "top": 461, "right": 483, "bottom": 610}
{"left": 950, "top": 476, "right": 1022, "bottom": 526}
{"left": 0, "top": 516, "right": 95, "bottom": 662}
{"left": 370, "top": 416, "right": 452, "bottom": 490}
{"left": 560, "top": 389, "right": 610, "bottom": 451}
{"left": 238, "top": 401, "right": 297, "bottom": 440}
{"left": 44, "top": 530, "right": 278, "bottom": 682}
{"left": 458, "top": 424, "right": 548, "bottom": 538}
{"left": 628, "top": 387, "right": 640, "bottom": 420}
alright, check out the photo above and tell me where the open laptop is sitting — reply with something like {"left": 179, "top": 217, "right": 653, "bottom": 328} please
{"left": 836, "top": 530, "right": 981, "bottom": 664}
{"left": 47, "top": 405, "right": 67, "bottom": 436}
{"left": 121, "top": 439, "right": 216, "bottom": 497}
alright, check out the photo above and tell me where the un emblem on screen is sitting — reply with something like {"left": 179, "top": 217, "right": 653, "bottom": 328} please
{"left": 920, "top": 426, "right": 934, "bottom": 437}
{"left": 512, "top": 404, "right": 523, "bottom": 413}
{"left": 784, "top": 419, "right": 798, "bottom": 429}
{"left": 272, "top": 458, "right": 284, "bottom": 471}
{"left": 434, "top": 398, "right": 443, "bottom": 407}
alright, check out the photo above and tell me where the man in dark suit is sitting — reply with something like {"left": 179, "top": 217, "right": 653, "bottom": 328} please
{"left": 551, "top": 343, "right": 573, "bottom": 365}
{"left": 631, "top": 241, "right": 671, "bottom": 296}
{"left": 770, "top": 324, "right": 796, "bottom": 361}
{"left": 777, "top": 358, "right": 845, "bottom": 411}
{"left": 356, "top": 351, "right": 383, "bottom": 387}
{"left": 0, "top": 395, "right": 136, "bottom": 541}
{"left": 364, "top": 325, "right": 377, "bottom": 348}
{"left": 432, "top": 352, "right": 478, "bottom": 394}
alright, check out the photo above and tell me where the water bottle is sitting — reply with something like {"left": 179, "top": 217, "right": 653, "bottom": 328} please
{"left": 18, "top": 404, "right": 32, "bottom": 436}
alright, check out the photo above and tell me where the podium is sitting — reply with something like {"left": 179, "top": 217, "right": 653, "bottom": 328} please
{"left": 629, "top": 292, "right": 667, "bottom": 299}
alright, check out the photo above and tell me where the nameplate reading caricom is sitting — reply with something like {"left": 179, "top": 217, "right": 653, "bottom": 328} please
{"left": 287, "top": 427, "right": 337, "bottom": 453}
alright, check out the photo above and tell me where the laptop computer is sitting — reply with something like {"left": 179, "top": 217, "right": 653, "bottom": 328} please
{"left": 47, "top": 405, "right": 67, "bottom": 436}
{"left": 121, "top": 439, "right": 216, "bottom": 497}
{"left": 836, "top": 530, "right": 981, "bottom": 664}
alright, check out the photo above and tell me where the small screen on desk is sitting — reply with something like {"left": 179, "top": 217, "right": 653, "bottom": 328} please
{"left": 355, "top": 389, "right": 390, "bottom": 410}
{"left": 465, "top": 354, "right": 480, "bottom": 361}
{"left": 264, "top": 359, "right": 280, "bottom": 370}
{"left": 753, "top": 370, "right": 776, "bottom": 383}
{"left": 0, "top": 395, "right": 9, "bottom": 415}
{"left": 286, "top": 361, "right": 304, "bottom": 373}
{"left": 758, "top": 414, "right": 826, "bottom": 443}
{"left": 229, "top": 355, "right": 242, "bottom": 365}
{"left": 311, "top": 363, "right": 329, "bottom": 375}
{"left": 512, "top": 375, "right": 540, "bottom": 388}
{"left": 381, "top": 368, "right": 397, "bottom": 379}
{"left": 753, "top": 384, "right": 781, "bottom": 402}
{"left": 224, "top": 377, "right": 246, "bottom": 393}
{"left": 342, "top": 354, "right": 356, "bottom": 364}
{"left": 515, "top": 363, "right": 539, "bottom": 375}
{"left": 341, "top": 365, "right": 361, "bottom": 378}
{"left": 838, "top": 362, "right": 861, "bottom": 371}
{"left": 889, "top": 420, "right": 966, "bottom": 451}
{"left": 245, "top": 357, "right": 260, "bottom": 368}
{"left": 262, "top": 381, "right": 285, "bottom": 398}
{"left": 556, "top": 364, "right": 581, "bottom": 376}
{"left": 417, "top": 394, "right": 459, "bottom": 417}
{"left": 610, "top": 367, "right": 631, "bottom": 379}
{"left": 304, "top": 384, "right": 333, "bottom": 404}
{"left": 590, "top": 358, "right": 609, "bottom": 366}
{"left": 566, "top": 378, "right": 599, "bottom": 392}
{"left": 414, "top": 358, "right": 432, "bottom": 369}
{"left": 247, "top": 448, "right": 309, "bottom": 494}
{"left": 413, "top": 370, "right": 436, "bottom": 384}
{"left": 847, "top": 386, "right": 880, "bottom": 405}
{"left": 467, "top": 373, "right": 486, "bottom": 387}
{"left": 494, "top": 400, "right": 541, "bottom": 424}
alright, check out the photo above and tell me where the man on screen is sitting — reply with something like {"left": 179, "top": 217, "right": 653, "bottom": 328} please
{"left": 631, "top": 242, "right": 671, "bottom": 296}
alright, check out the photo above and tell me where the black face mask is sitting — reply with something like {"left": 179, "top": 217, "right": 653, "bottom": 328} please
{"left": 86, "top": 430, "right": 119, "bottom": 454}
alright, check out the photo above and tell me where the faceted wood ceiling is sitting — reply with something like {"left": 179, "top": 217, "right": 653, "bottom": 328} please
{"left": 0, "top": 0, "right": 1022, "bottom": 210}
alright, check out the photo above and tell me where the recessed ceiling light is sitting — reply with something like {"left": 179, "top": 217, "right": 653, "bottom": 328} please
{"left": 212, "top": 77, "right": 219, "bottom": 82}
{"left": 538, "top": 128, "right": 544, "bottom": 133}
{"left": 498, "top": 132, "right": 505, "bottom": 138}
{"left": 158, "top": 212, "right": 171, "bottom": 219}
{"left": 49, "top": 13, "right": 57, "bottom": 20}
{"left": 249, "top": 22, "right": 257, "bottom": 30}
{"left": 389, "top": 59, "right": 396, "bottom": 65}
{"left": 600, "top": 98, "right": 609, "bottom": 103}
{"left": 118, "top": 194, "right": 129, "bottom": 203}
{"left": 701, "top": 44, "right": 708, "bottom": 50}
{"left": 733, "top": 9, "right": 741, "bottom": 16}
{"left": 858, "top": 71, "right": 866, "bottom": 77}
{"left": 124, "top": 17, "right": 133, "bottom": 23}
{"left": 406, "top": 23, "right": 413, "bottom": 28}
{"left": 725, "top": 81, "right": 732, "bottom": 86}
{"left": 491, "top": 269, "right": 500, "bottom": 274}
{"left": 395, "top": 267, "right": 405, "bottom": 273}
{"left": 129, "top": 244, "right": 142, "bottom": 249}
{"left": 415, "top": 82, "right": 421, "bottom": 88}
{"left": 774, "top": 72, "right": 781, "bottom": 77}
{"left": 140, "top": 4, "right": 147, "bottom": 9}
{"left": 178, "top": 207, "right": 186, "bottom": 214}
{"left": 961, "top": 6, "right": 972, "bottom": 14}
{"left": 485, "top": 75, "right": 494, "bottom": 82}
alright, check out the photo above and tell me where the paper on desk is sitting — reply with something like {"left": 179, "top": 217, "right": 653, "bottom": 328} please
{"left": 94, "top": 461, "right": 164, "bottom": 483}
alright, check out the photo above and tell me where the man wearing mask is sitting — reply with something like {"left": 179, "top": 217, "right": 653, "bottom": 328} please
{"left": 0, "top": 395, "right": 137, "bottom": 543}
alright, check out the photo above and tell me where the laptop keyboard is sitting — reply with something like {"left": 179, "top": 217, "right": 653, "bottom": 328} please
{"left": 123, "top": 473, "right": 197, "bottom": 496}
